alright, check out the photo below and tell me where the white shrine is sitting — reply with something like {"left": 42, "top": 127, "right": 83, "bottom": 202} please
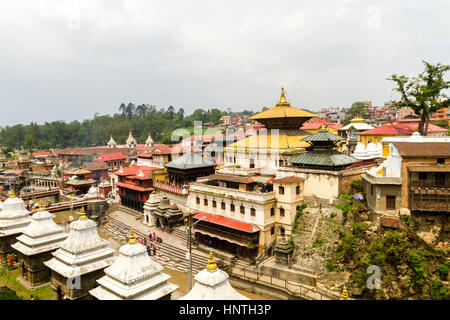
{"left": 12, "top": 203, "right": 68, "bottom": 289}
{"left": 44, "top": 207, "right": 115, "bottom": 300}
{"left": 89, "top": 228, "right": 178, "bottom": 300}
{"left": 146, "top": 132, "right": 154, "bottom": 147}
{"left": 179, "top": 251, "right": 249, "bottom": 300}
{"left": 0, "top": 190, "right": 32, "bottom": 260}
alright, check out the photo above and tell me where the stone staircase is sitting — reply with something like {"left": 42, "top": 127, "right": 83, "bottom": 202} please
{"left": 293, "top": 207, "right": 322, "bottom": 250}
{"left": 100, "top": 217, "right": 207, "bottom": 275}
{"left": 118, "top": 205, "right": 142, "bottom": 219}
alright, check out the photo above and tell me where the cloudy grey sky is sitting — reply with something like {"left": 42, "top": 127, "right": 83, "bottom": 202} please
{"left": 0, "top": 0, "right": 449, "bottom": 126}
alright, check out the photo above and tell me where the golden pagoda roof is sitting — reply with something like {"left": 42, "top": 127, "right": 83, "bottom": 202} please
{"left": 250, "top": 87, "right": 317, "bottom": 121}
{"left": 225, "top": 134, "right": 310, "bottom": 151}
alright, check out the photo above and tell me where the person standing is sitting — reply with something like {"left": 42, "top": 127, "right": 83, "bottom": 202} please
{"left": 152, "top": 244, "right": 156, "bottom": 256}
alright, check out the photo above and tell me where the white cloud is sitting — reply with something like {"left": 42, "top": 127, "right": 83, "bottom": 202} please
{"left": 0, "top": 0, "right": 449, "bottom": 125}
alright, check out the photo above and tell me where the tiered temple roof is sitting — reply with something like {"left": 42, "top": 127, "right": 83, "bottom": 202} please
{"left": 289, "top": 129, "right": 358, "bottom": 170}
{"left": 44, "top": 208, "right": 115, "bottom": 279}
{"left": 89, "top": 229, "right": 178, "bottom": 300}
{"left": 179, "top": 251, "right": 249, "bottom": 300}
{"left": 12, "top": 204, "right": 68, "bottom": 256}
{"left": 0, "top": 191, "right": 32, "bottom": 237}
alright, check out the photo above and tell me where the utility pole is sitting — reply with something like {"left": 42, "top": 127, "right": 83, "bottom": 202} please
{"left": 185, "top": 213, "right": 205, "bottom": 290}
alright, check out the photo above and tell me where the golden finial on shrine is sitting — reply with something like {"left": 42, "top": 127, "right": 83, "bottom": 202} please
{"left": 206, "top": 250, "right": 217, "bottom": 271}
{"left": 128, "top": 228, "right": 137, "bottom": 245}
{"left": 38, "top": 200, "right": 44, "bottom": 211}
{"left": 341, "top": 285, "right": 348, "bottom": 300}
{"left": 277, "top": 86, "right": 289, "bottom": 106}
{"left": 10, "top": 189, "right": 15, "bottom": 198}
{"left": 79, "top": 206, "right": 87, "bottom": 220}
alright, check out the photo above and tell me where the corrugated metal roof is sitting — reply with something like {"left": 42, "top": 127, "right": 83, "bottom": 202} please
{"left": 193, "top": 212, "right": 256, "bottom": 233}
{"left": 289, "top": 150, "right": 358, "bottom": 167}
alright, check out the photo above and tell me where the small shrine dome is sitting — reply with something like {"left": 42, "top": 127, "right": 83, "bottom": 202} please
{"left": 179, "top": 251, "right": 249, "bottom": 300}
{"left": 89, "top": 229, "right": 178, "bottom": 300}
{"left": 366, "top": 142, "right": 379, "bottom": 157}
{"left": 0, "top": 191, "right": 32, "bottom": 236}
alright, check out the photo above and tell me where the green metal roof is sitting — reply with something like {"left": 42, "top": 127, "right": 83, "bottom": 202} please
{"left": 164, "top": 152, "right": 216, "bottom": 170}
{"left": 288, "top": 149, "right": 358, "bottom": 167}
{"left": 301, "top": 129, "right": 344, "bottom": 143}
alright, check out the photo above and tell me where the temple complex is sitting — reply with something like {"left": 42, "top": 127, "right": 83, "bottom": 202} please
{"left": 89, "top": 229, "right": 178, "bottom": 300}
{"left": 11, "top": 203, "right": 68, "bottom": 289}
{"left": 0, "top": 191, "right": 32, "bottom": 260}
{"left": 224, "top": 87, "right": 317, "bottom": 170}
{"left": 44, "top": 207, "right": 115, "bottom": 300}
{"left": 179, "top": 251, "right": 249, "bottom": 300}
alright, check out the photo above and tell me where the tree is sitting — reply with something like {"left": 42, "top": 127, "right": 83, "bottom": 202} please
{"left": 389, "top": 60, "right": 450, "bottom": 135}
{"left": 119, "top": 103, "right": 126, "bottom": 116}
{"left": 347, "top": 102, "right": 368, "bottom": 119}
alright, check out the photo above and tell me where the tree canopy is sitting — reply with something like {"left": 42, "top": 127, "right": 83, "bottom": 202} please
{"left": 389, "top": 60, "right": 450, "bottom": 135}
{"left": 0, "top": 105, "right": 255, "bottom": 150}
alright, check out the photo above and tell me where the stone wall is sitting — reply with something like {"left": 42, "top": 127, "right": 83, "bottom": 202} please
{"left": 411, "top": 212, "right": 449, "bottom": 250}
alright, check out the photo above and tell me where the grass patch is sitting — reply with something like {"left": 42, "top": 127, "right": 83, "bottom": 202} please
{"left": 0, "top": 267, "right": 53, "bottom": 300}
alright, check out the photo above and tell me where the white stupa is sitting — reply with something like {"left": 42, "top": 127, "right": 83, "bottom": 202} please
{"left": 89, "top": 228, "right": 178, "bottom": 300}
{"left": 366, "top": 142, "right": 380, "bottom": 158}
{"left": 179, "top": 251, "right": 249, "bottom": 300}
{"left": 126, "top": 129, "right": 137, "bottom": 148}
{"left": 12, "top": 203, "right": 68, "bottom": 257}
{"left": 0, "top": 190, "right": 32, "bottom": 237}
{"left": 146, "top": 133, "right": 154, "bottom": 147}
{"left": 143, "top": 192, "right": 161, "bottom": 226}
{"left": 44, "top": 207, "right": 115, "bottom": 290}
{"left": 108, "top": 135, "right": 117, "bottom": 148}
{"left": 351, "top": 143, "right": 369, "bottom": 160}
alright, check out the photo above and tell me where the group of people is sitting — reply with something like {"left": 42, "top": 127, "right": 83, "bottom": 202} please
{"left": 139, "top": 232, "right": 161, "bottom": 256}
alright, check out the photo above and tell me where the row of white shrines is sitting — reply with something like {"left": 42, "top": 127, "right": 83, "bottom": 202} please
{"left": 0, "top": 191, "right": 248, "bottom": 300}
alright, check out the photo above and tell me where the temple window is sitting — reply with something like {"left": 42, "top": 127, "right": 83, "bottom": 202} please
{"left": 240, "top": 205, "right": 245, "bottom": 214}
{"left": 230, "top": 204, "right": 235, "bottom": 212}
{"left": 296, "top": 185, "right": 300, "bottom": 194}
{"left": 196, "top": 197, "right": 200, "bottom": 204}
{"left": 271, "top": 227, "right": 275, "bottom": 235}
{"left": 250, "top": 208, "right": 256, "bottom": 216}
{"left": 270, "top": 208, "right": 275, "bottom": 216}
{"left": 204, "top": 199, "right": 208, "bottom": 206}
{"left": 221, "top": 202, "right": 225, "bottom": 210}
{"left": 212, "top": 200, "right": 217, "bottom": 208}
{"left": 280, "top": 208, "right": 285, "bottom": 216}
{"left": 279, "top": 186, "right": 284, "bottom": 195}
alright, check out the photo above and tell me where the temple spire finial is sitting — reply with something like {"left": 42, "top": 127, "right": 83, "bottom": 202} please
{"left": 38, "top": 200, "right": 44, "bottom": 211}
{"left": 341, "top": 286, "right": 348, "bottom": 300}
{"left": 10, "top": 189, "right": 15, "bottom": 198}
{"left": 79, "top": 206, "right": 87, "bottom": 220}
{"left": 206, "top": 250, "right": 217, "bottom": 271}
{"left": 277, "top": 86, "right": 290, "bottom": 106}
{"left": 128, "top": 228, "right": 137, "bottom": 244}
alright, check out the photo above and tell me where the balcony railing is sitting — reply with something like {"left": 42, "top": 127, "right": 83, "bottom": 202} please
{"left": 190, "top": 183, "right": 275, "bottom": 203}
{"left": 154, "top": 181, "right": 189, "bottom": 195}
{"left": 410, "top": 181, "right": 450, "bottom": 188}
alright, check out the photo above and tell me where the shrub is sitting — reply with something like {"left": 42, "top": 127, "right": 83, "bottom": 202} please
{"left": 339, "top": 193, "right": 353, "bottom": 200}
{"left": 337, "top": 233, "right": 357, "bottom": 262}
{"left": 407, "top": 248, "right": 426, "bottom": 289}
{"left": 438, "top": 262, "right": 450, "bottom": 278}
{"left": 349, "top": 180, "right": 362, "bottom": 193}
{"left": 352, "top": 222, "right": 368, "bottom": 237}
{"left": 400, "top": 214, "right": 411, "bottom": 227}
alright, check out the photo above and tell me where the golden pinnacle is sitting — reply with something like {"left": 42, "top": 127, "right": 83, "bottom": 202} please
{"left": 206, "top": 250, "right": 217, "bottom": 271}
{"left": 128, "top": 228, "right": 137, "bottom": 245}
{"left": 342, "top": 285, "right": 348, "bottom": 300}
{"left": 79, "top": 206, "right": 87, "bottom": 220}
{"left": 10, "top": 189, "right": 15, "bottom": 198}
{"left": 38, "top": 200, "right": 44, "bottom": 211}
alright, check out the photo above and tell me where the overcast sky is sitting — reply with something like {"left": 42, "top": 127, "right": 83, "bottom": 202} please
{"left": 0, "top": 0, "right": 449, "bottom": 126}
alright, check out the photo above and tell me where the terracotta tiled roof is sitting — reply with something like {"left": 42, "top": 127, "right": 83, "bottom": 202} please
{"left": 93, "top": 152, "right": 127, "bottom": 162}
{"left": 272, "top": 176, "right": 304, "bottom": 183}
{"left": 359, "top": 121, "right": 447, "bottom": 135}
{"left": 83, "top": 161, "right": 109, "bottom": 171}
{"left": 113, "top": 166, "right": 159, "bottom": 180}
{"left": 31, "top": 151, "right": 50, "bottom": 158}
{"left": 115, "top": 181, "right": 153, "bottom": 192}
{"left": 193, "top": 212, "right": 256, "bottom": 233}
